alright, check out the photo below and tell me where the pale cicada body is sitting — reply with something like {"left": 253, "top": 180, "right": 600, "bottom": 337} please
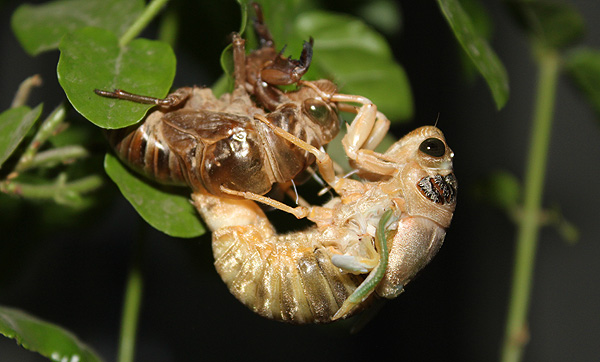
{"left": 193, "top": 125, "right": 457, "bottom": 323}
{"left": 212, "top": 224, "right": 368, "bottom": 323}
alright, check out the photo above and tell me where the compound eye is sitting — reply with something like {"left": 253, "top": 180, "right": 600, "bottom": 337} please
{"left": 303, "top": 98, "right": 332, "bottom": 126}
{"left": 419, "top": 138, "right": 446, "bottom": 157}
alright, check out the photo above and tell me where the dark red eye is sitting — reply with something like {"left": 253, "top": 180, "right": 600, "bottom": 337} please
{"left": 419, "top": 138, "right": 445, "bottom": 157}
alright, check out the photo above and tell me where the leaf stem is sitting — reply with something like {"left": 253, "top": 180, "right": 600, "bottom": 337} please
{"left": 18, "top": 145, "right": 89, "bottom": 172}
{"left": 0, "top": 174, "right": 103, "bottom": 200}
{"left": 501, "top": 46, "right": 560, "bottom": 362}
{"left": 15, "top": 104, "right": 67, "bottom": 172}
{"left": 157, "top": 7, "right": 178, "bottom": 47}
{"left": 119, "top": 0, "right": 170, "bottom": 47}
{"left": 11, "top": 74, "right": 42, "bottom": 108}
{"left": 117, "top": 226, "right": 145, "bottom": 362}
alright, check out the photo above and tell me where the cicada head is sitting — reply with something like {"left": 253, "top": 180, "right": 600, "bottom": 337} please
{"left": 374, "top": 126, "right": 457, "bottom": 298}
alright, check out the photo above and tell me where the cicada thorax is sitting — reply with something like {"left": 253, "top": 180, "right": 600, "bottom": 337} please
{"left": 140, "top": 109, "right": 272, "bottom": 197}
{"left": 188, "top": 105, "right": 336, "bottom": 197}
{"left": 211, "top": 222, "right": 371, "bottom": 323}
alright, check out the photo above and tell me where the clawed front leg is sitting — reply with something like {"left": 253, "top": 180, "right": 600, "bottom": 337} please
{"left": 333, "top": 95, "right": 398, "bottom": 176}
{"left": 298, "top": 82, "right": 396, "bottom": 176}
{"left": 330, "top": 94, "right": 387, "bottom": 155}
{"left": 337, "top": 103, "right": 389, "bottom": 153}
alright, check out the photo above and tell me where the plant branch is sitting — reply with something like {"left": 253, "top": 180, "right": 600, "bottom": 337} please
{"left": 11, "top": 74, "right": 42, "bottom": 108}
{"left": 0, "top": 174, "right": 103, "bottom": 200}
{"left": 15, "top": 104, "right": 66, "bottom": 172}
{"left": 501, "top": 46, "right": 560, "bottom": 362}
{"left": 119, "top": 0, "right": 170, "bottom": 47}
{"left": 117, "top": 226, "right": 145, "bottom": 362}
{"left": 16, "top": 145, "right": 89, "bottom": 172}
{"left": 157, "top": 7, "right": 178, "bottom": 47}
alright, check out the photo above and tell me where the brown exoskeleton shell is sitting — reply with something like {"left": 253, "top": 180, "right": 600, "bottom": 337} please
{"left": 98, "top": 6, "right": 346, "bottom": 203}
{"left": 98, "top": 4, "right": 391, "bottom": 218}
{"left": 106, "top": 83, "right": 340, "bottom": 198}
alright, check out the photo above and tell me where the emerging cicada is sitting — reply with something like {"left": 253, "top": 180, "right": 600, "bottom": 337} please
{"left": 96, "top": 4, "right": 389, "bottom": 216}
{"left": 94, "top": 3, "right": 456, "bottom": 324}
{"left": 193, "top": 123, "right": 457, "bottom": 323}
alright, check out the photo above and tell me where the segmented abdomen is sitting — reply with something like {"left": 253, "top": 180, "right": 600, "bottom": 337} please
{"left": 212, "top": 225, "right": 368, "bottom": 323}
{"left": 106, "top": 112, "right": 188, "bottom": 186}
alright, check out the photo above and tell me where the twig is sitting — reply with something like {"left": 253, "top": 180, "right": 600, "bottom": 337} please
{"left": 11, "top": 74, "right": 42, "bottom": 108}
{"left": 501, "top": 46, "right": 560, "bottom": 362}
{"left": 15, "top": 103, "right": 67, "bottom": 172}
{"left": 117, "top": 225, "right": 145, "bottom": 362}
{"left": 119, "top": 0, "right": 170, "bottom": 47}
{"left": 0, "top": 174, "right": 103, "bottom": 201}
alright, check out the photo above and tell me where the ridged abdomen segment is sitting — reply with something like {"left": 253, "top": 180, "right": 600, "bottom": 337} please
{"left": 106, "top": 113, "right": 188, "bottom": 186}
{"left": 212, "top": 225, "right": 365, "bottom": 323}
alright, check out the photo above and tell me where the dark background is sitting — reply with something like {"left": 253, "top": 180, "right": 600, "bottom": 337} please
{"left": 1, "top": 0, "right": 599, "bottom": 361}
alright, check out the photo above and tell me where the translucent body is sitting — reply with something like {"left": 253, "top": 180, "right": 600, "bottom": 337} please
{"left": 193, "top": 126, "right": 457, "bottom": 323}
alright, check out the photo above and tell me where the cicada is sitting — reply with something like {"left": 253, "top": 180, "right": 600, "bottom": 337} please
{"left": 193, "top": 124, "right": 456, "bottom": 323}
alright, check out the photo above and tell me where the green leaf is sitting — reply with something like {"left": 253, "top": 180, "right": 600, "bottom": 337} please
{"left": 104, "top": 153, "right": 205, "bottom": 238}
{"left": 58, "top": 27, "right": 176, "bottom": 129}
{"left": 505, "top": 0, "right": 585, "bottom": 50}
{"left": 11, "top": 0, "right": 145, "bottom": 56}
{"left": 565, "top": 48, "right": 600, "bottom": 119}
{"left": 437, "top": 0, "right": 509, "bottom": 109}
{"left": 458, "top": 0, "right": 494, "bottom": 82}
{"left": 0, "top": 104, "right": 43, "bottom": 168}
{"left": 294, "top": 11, "right": 413, "bottom": 121}
{"left": 0, "top": 305, "right": 103, "bottom": 362}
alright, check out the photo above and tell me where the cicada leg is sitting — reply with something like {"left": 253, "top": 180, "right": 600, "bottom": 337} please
{"left": 298, "top": 81, "right": 396, "bottom": 176}
{"left": 333, "top": 95, "right": 402, "bottom": 176}
{"left": 94, "top": 87, "right": 193, "bottom": 108}
{"left": 253, "top": 115, "right": 341, "bottom": 190}
{"left": 231, "top": 33, "right": 247, "bottom": 89}
{"left": 219, "top": 185, "right": 310, "bottom": 219}
{"left": 332, "top": 209, "right": 397, "bottom": 320}
{"left": 336, "top": 102, "right": 390, "bottom": 152}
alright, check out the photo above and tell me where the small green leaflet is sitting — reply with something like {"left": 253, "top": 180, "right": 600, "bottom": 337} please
{"left": 437, "top": 0, "right": 509, "bottom": 109}
{"left": 104, "top": 153, "right": 205, "bottom": 238}
{"left": 0, "top": 305, "right": 103, "bottom": 362}
{"left": 58, "top": 27, "right": 176, "bottom": 129}
{"left": 0, "top": 105, "right": 43, "bottom": 168}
